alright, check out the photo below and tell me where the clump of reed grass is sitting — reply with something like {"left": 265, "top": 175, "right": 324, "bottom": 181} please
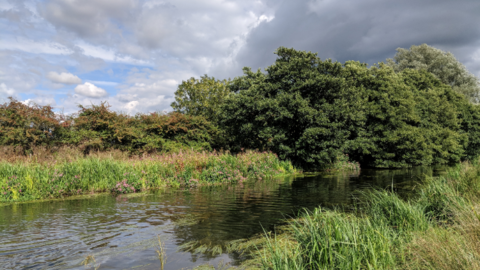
{"left": 289, "top": 209, "right": 395, "bottom": 269}
{"left": 399, "top": 164, "right": 480, "bottom": 269}
{"left": 362, "top": 190, "right": 429, "bottom": 234}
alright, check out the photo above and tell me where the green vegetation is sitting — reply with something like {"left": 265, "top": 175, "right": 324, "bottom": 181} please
{"left": 231, "top": 160, "right": 480, "bottom": 269}
{"left": 0, "top": 150, "right": 295, "bottom": 202}
{"left": 0, "top": 98, "right": 219, "bottom": 155}
{"left": 387, "top": 44, "right": 480, "bottom": 103}
{"left": 171, "top": 74, "right": 231, "bottom": 123}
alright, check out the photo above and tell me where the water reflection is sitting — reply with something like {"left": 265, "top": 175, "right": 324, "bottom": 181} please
{"left": 0, "top": 166, "right": 445, "bottom": 269}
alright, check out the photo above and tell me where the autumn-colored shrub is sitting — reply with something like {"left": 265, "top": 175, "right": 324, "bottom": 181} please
{"left": 0, "top": 97, "right": 64, "bottom": 154}
{"left": 0, "top": 99, "right": 218, "bottom": 155}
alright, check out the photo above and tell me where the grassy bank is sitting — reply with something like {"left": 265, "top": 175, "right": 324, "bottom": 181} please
{"left": 0, "top": 149, "right": 296, "bottom": 203}
{"left": 232, "top": 160, "right": 480, "bottom": 269}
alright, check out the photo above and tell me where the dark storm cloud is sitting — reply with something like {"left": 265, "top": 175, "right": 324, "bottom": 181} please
{"left": 236, "top": 0, "right": 480, "bottom": 75}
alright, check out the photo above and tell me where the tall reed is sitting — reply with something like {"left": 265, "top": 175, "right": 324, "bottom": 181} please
{"left": 259, "top": 208, "right": 396, "bottom": 270}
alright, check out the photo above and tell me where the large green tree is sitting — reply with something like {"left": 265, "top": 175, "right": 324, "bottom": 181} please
{"left": 221, "top": 48, "right": 366, "bottom": 169}
{"left": 171, "top": 75, "right": 231, "bottom": 123}
{"left": 387, "top": 44, "right": 480, "bottom": 103}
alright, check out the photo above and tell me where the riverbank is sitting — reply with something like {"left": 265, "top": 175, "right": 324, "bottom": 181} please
{"left": 233, "top": 160, "right": 480, "bottom": 269}
{"left": 0, "top": 149, "right": 297, "bottom": 203}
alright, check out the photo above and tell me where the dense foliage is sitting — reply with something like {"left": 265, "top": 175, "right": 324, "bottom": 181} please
{"left": 220, "top": 47, "right": 480, "bottom": 169}
{"left": 0, "top": 98, "right": 64, "bottom": 154}
{"left": 387, "top": 44, "right": 480, "bottom": 103}
{"left": 171, "top": 75, "right": 231, "bottom": 122}
{"left": 0, "top": 100, "right": 218, "bottom": 155}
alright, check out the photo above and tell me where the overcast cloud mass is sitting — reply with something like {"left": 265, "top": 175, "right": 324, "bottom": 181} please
{"left": 1, "top": 0, "right": 480, "bottom": 114}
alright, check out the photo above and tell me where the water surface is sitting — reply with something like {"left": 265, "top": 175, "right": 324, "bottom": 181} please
{"left": 0, "top": 166, "right": 444, "bottom": 269}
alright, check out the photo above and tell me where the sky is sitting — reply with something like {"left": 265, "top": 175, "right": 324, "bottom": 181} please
{"left": 1, "top": 0, "right": 480, "bottom": 114}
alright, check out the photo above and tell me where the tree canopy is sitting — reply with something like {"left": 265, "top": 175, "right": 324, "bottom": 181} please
{"left": 171, "top": 75, "right": 231, "bottom": 122}
{"left": 387, "top": 44, "right": 480, "bottom": 103}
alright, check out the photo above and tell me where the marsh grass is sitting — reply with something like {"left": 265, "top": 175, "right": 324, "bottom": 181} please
{"left": 0, "top": 146, "right": 130, "bottom": 164}
{"left": 0, "top": 149, "right": 297, "bottom": 202}
{"left": 262, "top": 209, "right": 396, "bottom": 270}
{"left": 362, "top": 190, "right": 429, "bottom": 234}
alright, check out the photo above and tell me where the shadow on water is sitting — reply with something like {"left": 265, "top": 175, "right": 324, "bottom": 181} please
{"left": 0, "top": 166, "right": 446, "bottom": 269}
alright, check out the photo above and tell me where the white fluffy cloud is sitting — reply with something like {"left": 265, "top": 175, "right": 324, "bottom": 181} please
{"left": 0, "top": 83, "right": 15, "bottom": 95}
{"left": 21, "top": 96, "right": 56, "bottom": 106}
{"left": 0, "top": 83, "right": 15, "bottom": 100}
{"left": 74, "top": 82, "right": 108, "bottom": 98}
{"left": 47, "top": 71, "right": 82, "bottom": 84}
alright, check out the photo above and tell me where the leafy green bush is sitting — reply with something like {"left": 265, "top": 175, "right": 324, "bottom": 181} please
{"left": 171, "top": 75, "right": 231, "bottom": 123}
{"left": 137, "top": 111, "right": 219, "bottom": 151}
{"left": 221, "top": 48, "right": 366, "bottom": 169}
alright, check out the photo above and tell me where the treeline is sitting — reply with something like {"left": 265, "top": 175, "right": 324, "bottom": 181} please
{"left": 2, "top": 44, "right": 480, "bottom": 169}
{"left": 0, "top": 99, "right": 219, "bottom": 155}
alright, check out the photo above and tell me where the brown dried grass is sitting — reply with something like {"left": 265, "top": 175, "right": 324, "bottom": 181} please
{"left": 0, "top": 145, "right": 131, "bottom": 165}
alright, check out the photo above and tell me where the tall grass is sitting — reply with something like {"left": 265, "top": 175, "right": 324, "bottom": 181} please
{"left": 243, "top": 160, "right": 480, "bottom": 269}
{"left": 0, "top": 149, "right": 296, "bottom": 202}
{"left": 288, "top": 209, "right": 395, "bottom": 270}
